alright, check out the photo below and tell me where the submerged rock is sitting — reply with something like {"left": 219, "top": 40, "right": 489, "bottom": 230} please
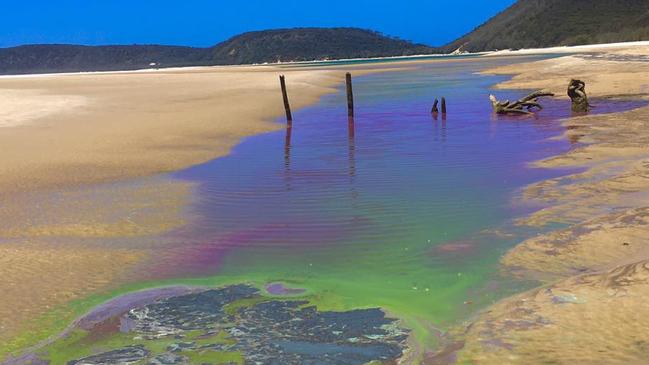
{"left": 62, "top": 284, "right": 408, "bottom": 365}
{"left": 67, "top": 345, "right": 149, "bottom": 365}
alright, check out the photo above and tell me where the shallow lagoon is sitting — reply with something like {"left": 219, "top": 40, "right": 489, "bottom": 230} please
{"left": 18, "top": 56, "right": 647, "bottom": 362}
{"left": 166, "top": 56, "right": 642, "bottom": 342}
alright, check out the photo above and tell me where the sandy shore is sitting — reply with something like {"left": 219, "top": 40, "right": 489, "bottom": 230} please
{"left": 454, "top": 44, "right": 649, "bottom": 363}
{"left": 0, "top": 65, "right": 350, "bottom": 193}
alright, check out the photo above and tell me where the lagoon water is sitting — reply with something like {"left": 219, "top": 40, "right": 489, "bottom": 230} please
{"left": 153, "top": 57, "right": 640, "bottom": 345}
{"left": 13, "top": 56, "right": 649, "bottom": 363}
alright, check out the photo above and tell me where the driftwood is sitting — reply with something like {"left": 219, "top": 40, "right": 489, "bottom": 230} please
{"left": 568, "top": 79, "right": 589, "bottom": 113}
{"left": 490, "top": 91, "right": 555, "bottom": 115}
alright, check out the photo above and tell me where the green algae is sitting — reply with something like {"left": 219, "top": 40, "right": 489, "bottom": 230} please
{"left": 184, "top": 350, "right": 244, "bottom": 365}
{"left": 3, "top": 237, "right": 522, "bottom": 362}
{"left": 36, "top": 327, "right": 243, "bottom": 364}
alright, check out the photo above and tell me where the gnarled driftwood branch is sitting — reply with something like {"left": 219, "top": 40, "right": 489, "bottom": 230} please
{"left": 490, "top": 91, "right": 555, "bottom": 115}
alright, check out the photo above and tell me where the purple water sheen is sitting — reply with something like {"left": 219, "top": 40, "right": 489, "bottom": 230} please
{"left": 265, "top": 282, "right": 306, "bottom": 296}
{"left": 165, "top": 55, "right": 647, "bottom": 280}
{"left": 149, "top": 216, "right": 374, "bottom": 277}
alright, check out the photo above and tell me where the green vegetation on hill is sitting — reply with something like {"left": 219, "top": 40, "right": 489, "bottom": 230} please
{"left": 0, "top": 28, "right": 436, "bottom": 75}
{"left": 0, "top": 44, "right": 212, "bottom": 75}
{"left": 4, "top": 1, "right": 649, "bottom": 76}
{"left": 444, "top": 0, "right": 649, "bottom": 52}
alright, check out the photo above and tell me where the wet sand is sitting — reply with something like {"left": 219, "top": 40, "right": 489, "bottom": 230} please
{"left": 456, "top": 44, "right": 649, "bottom": 363}
{"left": 460, "top": 261, "right": 649, "bottom": 364}
{"left": 0, "top": 242, "right": 143, "bottom": 350}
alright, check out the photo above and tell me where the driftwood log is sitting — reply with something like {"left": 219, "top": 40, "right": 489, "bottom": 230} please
{"left": 490, "top": 91, "right": 555, "bottom": 115}
{"left": 568, "top": 79, "right": 589, "bottom": 113}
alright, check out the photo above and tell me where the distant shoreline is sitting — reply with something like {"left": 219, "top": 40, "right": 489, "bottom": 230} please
{"left": 3, "top": 40, "right": 649, "bottom": 78}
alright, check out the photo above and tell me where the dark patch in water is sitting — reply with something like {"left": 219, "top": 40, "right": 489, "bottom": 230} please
{"left": 63, "top": 285, "right": 408, "bottom": 365}
{"left": 67, "top": 345, "right": 149, "bottom": 365}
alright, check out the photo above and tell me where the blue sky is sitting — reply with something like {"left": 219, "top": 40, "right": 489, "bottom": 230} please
{"left": 0, "top": 0, "right": 516, "bottom": 48}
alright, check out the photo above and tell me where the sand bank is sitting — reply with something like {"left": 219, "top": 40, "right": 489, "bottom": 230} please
{"left": 485, "top": 40, "right": 649, "bottom": 57}
{"left": 0, "top": 66, "right": 348, "bottom": 193}
{"left": 455, "top": 45, "right": 649, "bottom": 363}
{"left": 460, "top": 260, "right": 649, "bottom": 364}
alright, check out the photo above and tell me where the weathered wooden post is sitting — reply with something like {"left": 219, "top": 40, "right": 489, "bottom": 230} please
{"left": 279, "top": 75, "right": 292, "bottom": 124}
{"left": 431, "top": 98, "right": 439, "bottom": 113}
{"left": 441, "top": 97, "right": 447, "bottom": 114}
{"left": 346, "top": 72, "right": 354, "bottom": 119}
{"left": 568, "top": 79, "right": 589, "bottom": 113}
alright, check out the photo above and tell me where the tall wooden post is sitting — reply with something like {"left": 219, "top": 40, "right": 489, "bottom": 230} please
{"left": 346, "top": 72, "right": 354, "bottom": 119}
{"left": 441, "top": 97, "right": 447, "bottom": 114}
{"left": 279, "top": 75, "right": 292, "bottom": 124}
{"left": 431, "top": 98, "right": 439, "bottom": 113}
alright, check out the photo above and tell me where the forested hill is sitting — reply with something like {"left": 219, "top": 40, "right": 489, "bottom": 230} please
{"left": 209, "top": 28, "right": 435, "bottom": 65}
{"left": 444, "top": 0, "right": 649, "bottom": 52}
{"left": 0, "top": 28, "right": 437, "bottom": 75}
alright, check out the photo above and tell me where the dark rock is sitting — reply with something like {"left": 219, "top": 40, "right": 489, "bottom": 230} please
{"left": 146, "top": 352, "right": 188, "bottom": 365}
{"left": 67, "top": 345, "right": 149, "bottom": 365}
{"left": 65, "top": 284, "right": 408, "bottom": 365}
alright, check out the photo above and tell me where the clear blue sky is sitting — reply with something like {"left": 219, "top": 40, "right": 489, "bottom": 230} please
{"left": 0, "top": 0, "right": 516, "bottom": 48}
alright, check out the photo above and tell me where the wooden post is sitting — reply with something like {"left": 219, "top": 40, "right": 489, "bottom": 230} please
{"left": 279, "top": 75, "right": 292, "bottom": 124}
{"left": 346, "top": 72, "right": 354, "bottom": 119}
{"left": 441, "top": 97, "right": 447, "bottom": 114}
{"left": 431, "top": 98, "right": 439, "bottom": 113}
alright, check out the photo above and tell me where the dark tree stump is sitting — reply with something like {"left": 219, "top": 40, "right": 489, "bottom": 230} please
{"left": 568, "top": 79, "right": 589, "bottom": 113}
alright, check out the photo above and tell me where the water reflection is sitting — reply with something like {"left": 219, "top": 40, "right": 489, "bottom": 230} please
{"left": 347, "top": 117, "right": 358, "bottom": 204}
{"left": 284, "top": 125, "right": 292, "bottom": 191}
{"left": 284, "top": 125, "right": 292, "bottom": 169}
{"left": 432, "top": 116, "right": 447, "bottom": 143}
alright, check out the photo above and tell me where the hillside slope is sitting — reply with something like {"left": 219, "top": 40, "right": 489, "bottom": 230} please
{"left": 0, "top": 44, "right": 212, "bottom": 75}
{"left": 210, "top": 28, "right": 435, "bottom": 64}
{"left": 445, "top": 0, "right": 649, "bottom": 52}
{"left": 0, "top": 28, "right": 436, "bottom": 75}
